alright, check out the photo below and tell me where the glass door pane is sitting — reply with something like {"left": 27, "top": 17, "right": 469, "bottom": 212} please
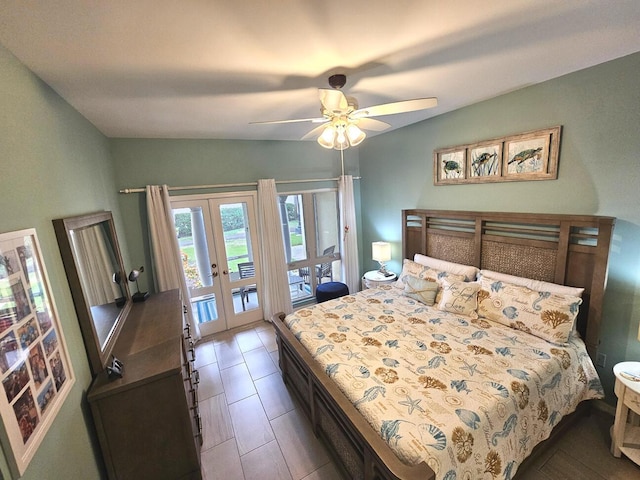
{"left": 209, "top": 196, "right": 262, "bottom": 329}
{"left": 172, "top": 193, "right": 262, "bottom": 334}
{"left": 172, "top": 204, "right": 225, "bottom": 336}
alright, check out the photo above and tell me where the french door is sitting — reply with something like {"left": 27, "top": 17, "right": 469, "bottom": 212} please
{"left": 171, "top": 192, "right": 262, "bottom": 336}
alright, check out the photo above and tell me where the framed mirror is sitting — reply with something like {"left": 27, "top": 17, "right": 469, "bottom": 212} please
{"left": 53, "top": 211, "right": 131, "bottom": 376}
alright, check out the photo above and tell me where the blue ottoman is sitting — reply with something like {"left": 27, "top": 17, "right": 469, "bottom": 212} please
{"left": 316, "top": 282, "right": 349, "bottom": 303}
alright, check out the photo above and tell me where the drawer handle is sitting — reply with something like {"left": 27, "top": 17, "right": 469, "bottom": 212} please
{"left": 193, "top": 369, "right": 200, "bottom": 385}
{"left": 188, "top": 347, "right": 196, "bottom": 363}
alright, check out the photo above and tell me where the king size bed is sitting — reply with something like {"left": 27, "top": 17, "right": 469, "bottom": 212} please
{"left": 272, "top": 209, "right": 615, "bottom": 480}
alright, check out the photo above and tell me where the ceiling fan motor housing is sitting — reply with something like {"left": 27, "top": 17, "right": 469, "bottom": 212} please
{"left": 328, "top": 74, "right": 347, "bottom": 89}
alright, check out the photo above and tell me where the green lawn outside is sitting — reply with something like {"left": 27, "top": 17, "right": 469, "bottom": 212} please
{"left": 179, "top": 229, "right": 301, "bottom": 275}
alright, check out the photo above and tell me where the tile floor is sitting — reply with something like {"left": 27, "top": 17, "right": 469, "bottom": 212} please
{"left": 194, "top": 320, "right": 344, "bottom": 480}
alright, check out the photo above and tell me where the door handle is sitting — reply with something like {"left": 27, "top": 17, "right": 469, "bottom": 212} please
{"left": 222, "top": 270, "right": 228, "bottom": 275}
{"left": 209, "top": 263, "right": 218, "bottom": 277}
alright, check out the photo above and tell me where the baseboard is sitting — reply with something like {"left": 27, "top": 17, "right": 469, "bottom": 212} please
{"left": 592, "top": 399, "right": 615, "bottom": 416}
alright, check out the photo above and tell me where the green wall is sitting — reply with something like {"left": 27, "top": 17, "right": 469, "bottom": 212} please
{"left": 0, "top": 44, "right": 120, "bottom": 479}
{"left": 358, "top": 52, "right": 640, "bottom": 405}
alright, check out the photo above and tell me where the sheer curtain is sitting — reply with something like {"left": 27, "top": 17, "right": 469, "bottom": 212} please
{"left": 146, "top": 185, "right": 199, "bottom": 339}
{"left": 339, "top": 175, "right": 360, "bottom": 293}
{"left": 257, "top": 179, "right": 293, "bottom": 320}
{"left": 71, "top": 226, "right": 120, "bottom": 305}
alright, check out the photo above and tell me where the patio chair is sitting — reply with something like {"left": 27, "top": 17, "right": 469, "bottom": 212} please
{"left": 238, "top": 262, "right": 256, "bottom": 311}
{"left": 300, "top": 245, "right": 335, "bottom": 286}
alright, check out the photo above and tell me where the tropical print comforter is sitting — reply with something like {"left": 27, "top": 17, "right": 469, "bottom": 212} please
{"left": 284, "top": 285, "right": 603, "bottom": 480}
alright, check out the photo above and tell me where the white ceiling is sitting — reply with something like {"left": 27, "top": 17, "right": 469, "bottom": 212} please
{"left": 1, "top": 1, "right": 639, "bottom": 141}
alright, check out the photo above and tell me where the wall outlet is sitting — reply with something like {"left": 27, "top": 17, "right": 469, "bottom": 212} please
{"left": 596, "top": 352, "right": 606, "bottom": 368}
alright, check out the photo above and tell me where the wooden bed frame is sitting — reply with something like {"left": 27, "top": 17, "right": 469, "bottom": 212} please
{"left": 272, "top": 209, "right": 615, "bottom": 480}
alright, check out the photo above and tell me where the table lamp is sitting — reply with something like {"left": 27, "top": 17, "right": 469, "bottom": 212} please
{"left": 128, "top": 266, "right": 149, "bottom": 302}
{"left": 372, "top": 241, "right": 392, "bottom": 276}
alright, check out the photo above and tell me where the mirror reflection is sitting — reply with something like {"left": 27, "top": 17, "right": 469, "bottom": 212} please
{"left": 69, "top": 221, "right": 127, "bottom": 349}
{"left": 53, "top": 211, "right": 131, "bottom": 376}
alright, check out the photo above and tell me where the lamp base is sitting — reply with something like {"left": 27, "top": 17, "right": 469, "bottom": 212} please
{"left": 132, "top": 291, "right": 149, "bottom": 303}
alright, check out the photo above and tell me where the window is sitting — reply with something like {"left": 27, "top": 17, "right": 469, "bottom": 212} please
{"left": 279, "top": 190, "right": 341, "bottom": 303}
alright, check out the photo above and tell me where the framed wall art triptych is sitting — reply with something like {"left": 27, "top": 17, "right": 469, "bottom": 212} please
{"left": 434, "top": 126, "right": 561, "bottom": 185}
{"left": 0, "top": 228, "right": 75, "bottom": 478}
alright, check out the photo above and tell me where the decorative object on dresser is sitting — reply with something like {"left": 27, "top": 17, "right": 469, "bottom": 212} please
{"left": 434, "top": 126, "right": 561, "bottom": 185}
{"left": 88, "top": 290, "right": 202, "bottom": 480}
{"left": 611, "top": 361, "right": 640, "bottom": 466}
{"left": 272, "top": 209, "right": 615, "bottom": 480}
{"left": 127, "top": 266, "right": 149, "bottom": 302}
{"left": 0, "top": 228, "right": 76, "bottom": 478}
{"left": 53, "top": 211, "right": 132, "bottom": 376}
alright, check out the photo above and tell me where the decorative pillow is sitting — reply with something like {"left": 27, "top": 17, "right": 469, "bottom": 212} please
{"left": 394, "top": 259, "right": 466, "bottom": 294}
{"left": 479, "top": 269, "right": 584, "bottom": 298}
{"left": 476, "top": 276, "right": 582, "bottom": 344}
{"left": 402, "top": 276, "right": 438, "bottom": 305}
{"left": 436, "top": 280, "right": 480, "bottom": 318}
{"left": 414, "top": 254, "right": 479, "bottom": 281}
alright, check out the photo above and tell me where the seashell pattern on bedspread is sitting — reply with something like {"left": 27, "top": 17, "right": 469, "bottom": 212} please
{"left": 284, "top": 286, "right": 603, "bottom": 480}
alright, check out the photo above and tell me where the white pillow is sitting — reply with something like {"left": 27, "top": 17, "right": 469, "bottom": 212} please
{"left": 414, "top": 254, "right": 478, "bottom": 282}
{"left": 478, "top": 270, "right": 584, "bottom": 298}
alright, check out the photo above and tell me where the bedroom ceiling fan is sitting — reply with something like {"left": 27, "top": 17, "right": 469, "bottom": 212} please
{"left": 250, "top": 74, "right": 438, "bottom": 150}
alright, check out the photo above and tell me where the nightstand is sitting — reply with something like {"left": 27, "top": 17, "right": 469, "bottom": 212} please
{"left": 362, "top": 270, "right": 397, "bottom": 290}
{"left": 611, "top": 361, "right": 640, "bottom": 466}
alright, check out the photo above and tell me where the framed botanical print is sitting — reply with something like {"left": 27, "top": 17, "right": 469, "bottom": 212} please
{"left": 0, "top": 229, "right": 75, "bottom": 478}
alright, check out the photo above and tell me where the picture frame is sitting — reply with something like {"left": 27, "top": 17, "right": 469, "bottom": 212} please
{"left": 433, "top": 126, "right": 561, "bottom": 185}
{"left": 503, "top": 126, "right": 560, "bottom": 180}
{"left": 467, "top": 141, "right": 502, "bottom": 182}
{"left": 0, "top": 229, "right": 75, "bottom": 478}
{"left": 433, "top": 147, "right": 466, "bottom": 184}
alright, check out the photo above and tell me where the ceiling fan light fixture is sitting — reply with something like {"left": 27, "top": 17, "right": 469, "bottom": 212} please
{"left": 334, "top": 136, "right": 349, "bottom": 150}
{"left": 346, "top": 123, "right": 366, "bottom": 146}
{"left": 318, "top": 124, "right": 336, "bottom": 149}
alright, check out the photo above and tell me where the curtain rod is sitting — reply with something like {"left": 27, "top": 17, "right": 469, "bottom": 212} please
{"left": 118, "top": 176, "right": 361, "bottom": 194}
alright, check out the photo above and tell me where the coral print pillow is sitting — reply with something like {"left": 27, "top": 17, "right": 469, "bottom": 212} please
{"left": 477, "top": 276, "right": 582, "bottom": 344}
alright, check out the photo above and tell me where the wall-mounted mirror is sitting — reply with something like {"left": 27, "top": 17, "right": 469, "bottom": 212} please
{"left": 53, "top": 211, "right": 131, "bottom": 376}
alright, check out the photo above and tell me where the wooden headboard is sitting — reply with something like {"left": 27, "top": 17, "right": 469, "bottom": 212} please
{"left": 402, "top": 209, "right": 615, "bottom": 359}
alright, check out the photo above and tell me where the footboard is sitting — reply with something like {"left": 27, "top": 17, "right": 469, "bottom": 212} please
{"left": 272, "top": 312, "right": 435, "bottom": 480}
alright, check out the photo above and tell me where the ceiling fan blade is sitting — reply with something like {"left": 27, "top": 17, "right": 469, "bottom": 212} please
{"left": 249, "top": 116, "right": 327, "bottom": 125}
{"left": 356, "top": 117, "right": 391, "bottom": 132}
{"left": 300, "top": 123, "right": 329, "bottom": 141}
{"left": 353, "top": 97, "right": 438, "bottom": 118}
{"left": 319, "top": 88, "right": 349, "bottom": 113}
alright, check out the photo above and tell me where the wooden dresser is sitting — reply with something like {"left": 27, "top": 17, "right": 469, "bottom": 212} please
{"left": 87, "top": 290, "right": 202, "bottom": 480}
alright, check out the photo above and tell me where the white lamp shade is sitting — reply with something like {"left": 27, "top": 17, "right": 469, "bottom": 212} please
{"left": 318, "top": 124, "right": 336, "bottom": 149}
{"left": 372, "top": 242, "right": 391, "bottom": 262}
{"left": 346, "top": 124, "right": 366, "bottom": 146}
